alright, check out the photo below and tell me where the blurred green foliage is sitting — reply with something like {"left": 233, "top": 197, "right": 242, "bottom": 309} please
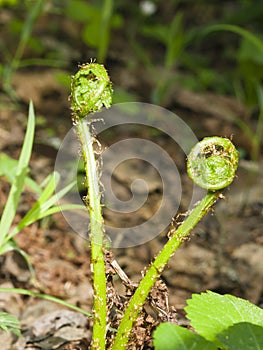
{"left": 0, "top": 0, "right": 262, "bottom": 158}
{"left": 65, "top": 0, "right": 122, "bottom": 62}
{"left": 237, "top": 36, "right": 263, "bottom": 105}
{"left": 0, "top": 0, "right": 17, "bottom": 5}
{"left": 1, "top": 0, "right": 262, "bottom": 100}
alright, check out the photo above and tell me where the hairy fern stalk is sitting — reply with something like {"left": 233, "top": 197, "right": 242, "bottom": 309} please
{"left": 70, "top": 63, "right": 113, "bottom": 350}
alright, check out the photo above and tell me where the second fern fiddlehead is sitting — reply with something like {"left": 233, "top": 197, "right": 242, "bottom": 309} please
{"left": 112, "top": 136, "right": 239, "bottom": 350}
{"left": 187, "top": 136, "right": 239, "bottom": 191}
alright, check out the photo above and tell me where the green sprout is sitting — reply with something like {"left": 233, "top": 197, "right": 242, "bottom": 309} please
{"left": 70, "top": 63, "right": 239, "bottom": 350}
{"left": 0, "top": 101, "right": 89, "bottom": 339}
{"left": 70, "top": 62, "right": 113, "bottom": 349}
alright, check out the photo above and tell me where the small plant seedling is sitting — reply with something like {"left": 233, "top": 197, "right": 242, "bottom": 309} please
{"left": 0, "top": 312, "right": 21, "bottom": 337}
{"left": 0, "top": 101, "right": 87, "bottom": 336}
{"left": 0, "top": 102, "right": 84, "bottom": 258}
{"left": 70, "top": 62, "right": 240, "bottom": 349}
{"left": 153, "top": 291, "right": 263, "bottom": 350}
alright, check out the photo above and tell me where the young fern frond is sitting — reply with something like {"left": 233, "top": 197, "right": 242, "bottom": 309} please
{"left": 70, "top": 63, "right": 113, "bottom": 350}
{"left": 187, "top": 137, "right": 239, "bottom": 191}
{"left": 70, "top": 63, "right": 239, "bottom": 350}
{"left": 112, "top": 137, "right": 239, "bottom": 350}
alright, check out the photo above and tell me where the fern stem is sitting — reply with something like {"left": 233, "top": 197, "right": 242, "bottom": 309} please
{"left": 112, "top": 191, "right": 220, "bottom": 349}
{"left": 112, "top": 136, "right": 238, "bottom": 349}
{"left": 76, "top": 119, "right": 107, "bottom": 349}
{"left": 70, "top": 63, "right": 113, "bottom": 349}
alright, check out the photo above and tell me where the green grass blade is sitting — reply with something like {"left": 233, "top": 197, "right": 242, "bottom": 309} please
{"left": 3, "top": 0, "right": 44, "bottom": 96}
{"left": 0, "top": 153, "right": 41, "bottom": 194}
{"left": 37, "top": 172, "right": 59, "bottom": 203}
{"left": 24, "top": 176, "right": 42, "bottom": 194}
{"left": 0, "top": 287, "right": 92, "bottom": 318}
{"left": 8, "top": 172, "right": 59, "bottom": 235}
{"left": 0, "top": 239, "right": 35, "bottom": 277}
{"left": 7, "top": 179, "right": 81, "bottom": 240}
{"left": 204, "top": 24, "right": 263, "bottom": 54}
{"left": 9, "top": 204, "right": 85, "bottom": 238}
{"left": 34, "top": 203, "right": 85, "bottom": 218}
{"left": 0, "top": 101, "right": 35, "bottom": 247}
{"left": 98, "top": 0, "right": 113, "bottom": 62}
{"left": 32, "top": 178, "right": 78, "bottom": 214}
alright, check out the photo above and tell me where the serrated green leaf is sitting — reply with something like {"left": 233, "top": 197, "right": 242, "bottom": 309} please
{"left": 0, "top": 312, "right": 21, "bottom": 337}
{"left": 153, "top": 323, "right": 217, "bottom": 350}
{"left": 217, "top": 322, "right": 263, "bottom": 350}
{"left": 185, "top": 291, "right": 263, "bottom": 342}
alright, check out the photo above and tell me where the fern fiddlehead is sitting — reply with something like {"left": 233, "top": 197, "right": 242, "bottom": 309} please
{"left": 187, "top": 136, "right": 239, "bottom": 191}
{"left": 70, "top": 63, "right": 113, "bottom": 350}
{"left": 112, "top": 136, "right": 239, "bottom": 350}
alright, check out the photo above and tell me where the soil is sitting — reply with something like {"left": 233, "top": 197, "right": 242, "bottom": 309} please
{"left": 0, "top": 3, "right": 262, "bottom": 349}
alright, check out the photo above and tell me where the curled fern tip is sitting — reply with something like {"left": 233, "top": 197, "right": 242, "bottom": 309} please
{"left": 70, "top": 63, "right": 113, "bottom": 119}
{"left": 187, "top": 136, "right": 239, "bottom": 191}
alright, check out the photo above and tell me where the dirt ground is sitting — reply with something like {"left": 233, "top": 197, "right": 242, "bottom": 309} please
{"left": 0, "top": 4, "right": 263, "bottom": 349}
